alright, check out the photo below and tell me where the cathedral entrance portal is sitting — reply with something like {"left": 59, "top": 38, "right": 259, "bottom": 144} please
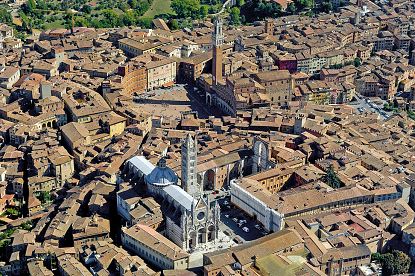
{"left": 189, "top": 231, "right": 196, "bottom": 249}
{"left": 198, "top": 228, "right": 206, "bottom": 244}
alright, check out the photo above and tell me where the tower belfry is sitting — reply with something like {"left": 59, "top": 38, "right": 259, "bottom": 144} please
{"left": 212, "top": 16, "right": 224, "bottom": 85}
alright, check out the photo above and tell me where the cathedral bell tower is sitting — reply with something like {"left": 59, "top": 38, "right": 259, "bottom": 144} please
{"left": 212, "top": 16, "right": 224, "bottom": 85}
{"left": 181, "top": 133, "right": 201, "bottom": 197}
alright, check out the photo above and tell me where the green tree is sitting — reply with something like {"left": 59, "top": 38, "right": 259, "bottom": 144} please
{"left": 121, "top": 10, "right": 135, "bottom": 26}
{"left": 137, "top": 17, "right": 152, "bottom": 28}
{"left": 374, "top": 251, "right": 411, "bottom": 275}
{"left": 288, "top": 2, "right": 296, "bottom": 13}
{"left": 26, "top": 0, "right": 37, "bottom": 13}
{"left": 199, "top": 5, "right": 208, "bottom": 18}
{"left": 241, "top": 0, "right": 282, "bottom": 22}
{"left": 102, "top": 9, "right": 121, "bottom": 27}
{"left": 128, "top": 0, "right": 138, "bottom": 9}
{"left": 230, "top": 7, "right": 241, "bottom": 25}
{"left": 20, "top": 221, "right": 33, "bottom": 231}
{"left": 5, "top": 208, "right": 20, "bottom": 217}
{"left": 36, "top": 0, "right": 47, "bottom": 10}
{"left": 170, "top": 19, "right": 179, "bottom": 30}
{"left": 81, "top": 5, "right": 92, "bottom": 14}
{"left": 236, "top": 0, "right": 245, "bottom": 6}
{"left": 75, "top": 17, "right": 89, "bottom": 27}
{"left": 171, "top": 0, "right": 201, "bottom": 19}
{"left": 325, "top": 165, "right": 342, "bottom": 188}
{"left": 321, "top": 1, "right": 332, "bottom": 12}
{"left": 0, "top": 8, "right": 12, "bottom": 24}
{"left": 295, "top": 0, "right": 313, "bottom": 10}
{"left": 118, "top": 2, "right": 130, "bottom": 12}
{"left": 38, "top": 191, "right": 51, "bottom": 204}
{"left": 354, "top": 57, "right": 361, "bottom": 67}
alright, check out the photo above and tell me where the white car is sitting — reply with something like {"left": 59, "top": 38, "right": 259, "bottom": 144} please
{"left": 242, "top": 227, "right": 249, "bottom": 233}
{"left": 232, "top": 217, "right": 238, "bottom": 223}
{"left": 223, "top": 200, "right": 229, "bottom": 205}
{"left": 255, "top": 224, "right": 261, "bottom": 230}
{"left": 239, "top": 220, "right": 247, "bottom": 224}
{"left": 224, "top": 214, "right": 229, "bottom": 218}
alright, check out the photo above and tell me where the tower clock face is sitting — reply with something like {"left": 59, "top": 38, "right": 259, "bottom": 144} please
{"left": 197, "top": 211, "right": 205, "bottom": 220}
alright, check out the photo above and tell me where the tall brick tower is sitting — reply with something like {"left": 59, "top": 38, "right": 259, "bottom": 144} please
{"left": 212, "top": 16, "right": 224, "bottom": 85}
{"left": 265, "top": 18, "right": 274, "bottom": 35}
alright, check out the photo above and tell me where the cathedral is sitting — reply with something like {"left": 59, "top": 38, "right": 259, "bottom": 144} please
{"left": 123, "top": 20, "right": 225, "bottom": 252}
{"left": 144, "top": 133, "right": 220, "bottom": 251}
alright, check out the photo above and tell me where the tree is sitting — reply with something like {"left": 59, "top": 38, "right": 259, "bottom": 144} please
{"left": 75, "top": 17, "right": 89, "bottom": 27}
{"left": 170, "top": 19, "right": 179, "bottom": 30}
{"left": 38, "top": 191, "right": 51, "bottom": 204}
{"left": 230, "top": 7, "right": 241, "bottom": 25}
{"left": 288, "top": 2, "right": 297, "bottom": 13}
{"left": 137, "top": 17, "right": 152, "bottom": 28}
{"left": 199, "top": 5, "right": 208, "bottom": 19}
{"left": 295, "top": 0, "right": 313, "bottom": 10}
{"left": 0, "top": 8, "right": 12, "bottom": 24}
{"left": 321, "top": 1, "right": 332, "bottom": 12}
{"left": 121, "top": 10, "right": 135, "bottom": 26}
{"left": 5, "top": 208, "right": 20, "bottom": 217}
{"left": 373, "top": 251, "right": 410, "bottom": 275}
{"left": 36, "top": 0, "right": 47, "bottom": 10}
{"left": 128, "top": 0, "right": 138, "bottom": 9}
{"left": 25, "top": 0, "right": 37, "bottom": 13}
{"left": 101, "top": 9, "right": 121, "bottom": 27}
{"left": 325, "top": 165, "right": 342, "bottom": 188}
{"left": 241, "top": 0, "right": 282, "bottom": 22}
{"left": 81, "top": 5, "right": 92, "bottom": 14}
{"left": 20, "top": 221, "right": 33, "bottom": 231}
{"left": 171, "top": 0, "right": 201, "bottom": 19}
{"left": 236, "top": 0, "right": 245, "bottom": 7}
{"left": 353, "top": 57, "right": 361, "bottom": 67}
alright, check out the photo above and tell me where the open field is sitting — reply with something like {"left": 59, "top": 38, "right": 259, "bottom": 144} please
{"left": 141, "top": 0, "right": 173, "bottom": 19}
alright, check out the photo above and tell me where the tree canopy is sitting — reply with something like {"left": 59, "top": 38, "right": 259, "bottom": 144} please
{"left": 0, "top": 8, "right": 12, "bottom": 24}
{"left": 372, "top": 251, "right": 411, "bottom": 275}
{"left": 171, "top": 0, "right": 202, "bottom": 19}
{"left": 240, "top": 0, "right": 282, "bottom": 22}
{"left": 230, "top": 7, "right": 241, "bottom": 25}
{"left": 324, "top": 165, "right": 342, "bottom": 189}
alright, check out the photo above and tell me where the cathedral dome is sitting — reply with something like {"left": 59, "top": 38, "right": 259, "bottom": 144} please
{"left": 145, "top": 158, "right": 178, "bottom": 192}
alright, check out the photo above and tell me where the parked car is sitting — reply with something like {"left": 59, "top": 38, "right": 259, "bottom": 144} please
{"left": 225, "top": 214, "right": 229, "bottom": 218}
{"left": 255, "top": 224, "right": 262, "bottom": 230}
{"left": 232, "top": 217, "right": 238, "bottom": 223}
{"left": 242, "top": 227, "right": 250, "bottom": 233}
{"left": 239, "top": 220, "right": 247, "bottom": 224}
